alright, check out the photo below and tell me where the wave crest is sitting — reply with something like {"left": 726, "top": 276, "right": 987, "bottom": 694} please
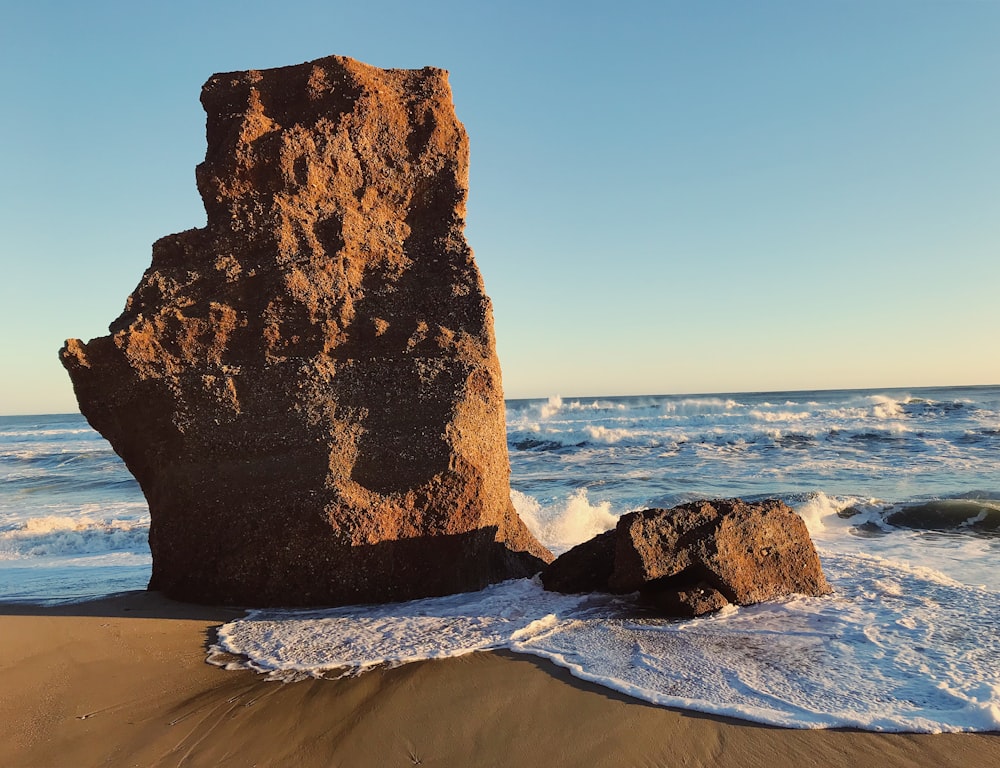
{"left": 512, "top": 489, "right": 619, "bottom": 554}
{"left": 0, "top": 512, "right": 150, "bottom": 559}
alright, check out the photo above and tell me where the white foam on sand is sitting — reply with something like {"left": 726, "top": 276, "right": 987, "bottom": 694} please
{"left": 211, "top": 551, "right": 1000, "bottom": 733}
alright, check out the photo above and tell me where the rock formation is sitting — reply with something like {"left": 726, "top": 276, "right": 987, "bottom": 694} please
{"left": 60, "top": 54, "right": 552, "bottom": 606}
{"left": 542, "top": 499, "right": 830, "bottom": 617}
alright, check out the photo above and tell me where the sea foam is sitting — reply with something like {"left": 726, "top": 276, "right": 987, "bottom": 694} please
{"left": 0, "top": 509, "right": 149, "bottom": 560}
{"left": 513, "top": 489, "right": 618, "bottom": 555}
{"left": 211, "top": 551, "right": 1000, "bottom": 732}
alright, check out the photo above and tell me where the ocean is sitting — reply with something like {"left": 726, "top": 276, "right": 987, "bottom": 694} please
{"left": 2, "top": 385, "right": 999, "bottom": 732}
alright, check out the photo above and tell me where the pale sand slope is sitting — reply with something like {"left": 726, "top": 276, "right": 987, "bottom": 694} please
{"left": 1, "top": 592, "right": 997, "bottom": 768}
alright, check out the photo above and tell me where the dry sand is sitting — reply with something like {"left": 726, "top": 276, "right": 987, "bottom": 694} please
{"left": 1, "top": 591, "right": 997, "bottom": 768}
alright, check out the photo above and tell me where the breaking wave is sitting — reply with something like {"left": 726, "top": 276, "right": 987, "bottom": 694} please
{"left": 513, "top": 489, "right": 619, "bottom": 555}
{"left": 0, "top": 508, "right": 150, "bottom": 560}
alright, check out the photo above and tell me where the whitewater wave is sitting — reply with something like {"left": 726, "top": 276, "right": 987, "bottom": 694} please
{"left": 0, "top": 427, "right": 95, "bottom": 439}
{"left": 513, "top": 489, "right": 619, "bottom": 555}
{"left": 792, "top": 492, "right": 1000, "bottom": 537}
{"left": 507, "top": 418, "right": 989, "bottom": 453}
{"left": 0, "top": 509, "right": 150, "bottom": 560}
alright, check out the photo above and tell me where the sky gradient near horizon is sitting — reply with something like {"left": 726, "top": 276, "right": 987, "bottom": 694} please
{"left": 2, "top": 1, "right": 998, "bottom": 415}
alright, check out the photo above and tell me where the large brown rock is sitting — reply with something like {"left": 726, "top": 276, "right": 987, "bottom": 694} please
{"left": 542, "top": 499, "right": 830, "bottom": 616}
{"left": 60, "top": 54, "right": 552, "bottom": 607}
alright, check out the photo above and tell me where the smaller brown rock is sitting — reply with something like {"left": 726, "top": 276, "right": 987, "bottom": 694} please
{"left": 539, "top": 529, "right": 616, "bottom": 594}
{"left": 541, "top": 498, "right": 831, "bottom": 617}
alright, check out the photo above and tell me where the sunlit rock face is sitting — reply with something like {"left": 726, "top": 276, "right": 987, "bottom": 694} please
{"left": 61, "top": 54, "right": 552, "bottom": 606}
{"left": 542, "top": 499, "right": 830, "bottom": 616}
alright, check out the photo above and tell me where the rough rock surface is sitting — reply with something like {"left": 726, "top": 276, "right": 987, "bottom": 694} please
{"left": 60, "top": 54, "right": 552, "bottom": 606}
{"left": 541, "top": 499, "right": 830, "bottom": 617}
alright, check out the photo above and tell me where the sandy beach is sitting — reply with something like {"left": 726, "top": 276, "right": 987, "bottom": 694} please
{"left": 0, "top": 591, "right": 996, "bottom": 767}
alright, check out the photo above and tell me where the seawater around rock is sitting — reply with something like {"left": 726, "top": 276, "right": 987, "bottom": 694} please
{"left": 4, "top": 389, "right": 1000, "bottom": 730}
{"left": 59, "top": 54, "right": 551, "bottom": 607}
{"left": 203, "top": 387, "right": 997, "bottom": 731}
{"left": 210, "top": 556, "right": 1000, "bottom": 732}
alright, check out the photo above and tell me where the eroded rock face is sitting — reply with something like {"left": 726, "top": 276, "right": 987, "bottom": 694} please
{"left": 541, "top": 499, "right": 830, "bottom": 617}
{"left": 60, "top": 54, "right": 552, "bottom": 606}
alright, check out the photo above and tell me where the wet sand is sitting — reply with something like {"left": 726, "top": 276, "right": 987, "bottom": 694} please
{"left": 1, "top": 591, "right": 997, "bottom": 767}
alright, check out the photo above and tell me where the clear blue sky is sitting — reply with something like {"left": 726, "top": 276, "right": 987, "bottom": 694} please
{"left": 1, "top": 1, "right": 998, "bottom": 415}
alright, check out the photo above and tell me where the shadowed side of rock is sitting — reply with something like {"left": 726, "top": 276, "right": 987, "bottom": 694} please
{"left": 541, "top": 499, "right": 830, "bottom": 617}
{"left": 60, "top": 54, "right": 551, "bottom": 606}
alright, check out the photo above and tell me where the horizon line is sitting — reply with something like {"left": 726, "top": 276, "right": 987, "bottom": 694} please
{"left": 5, "top": 381, "right": 998, "bottom": 419}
